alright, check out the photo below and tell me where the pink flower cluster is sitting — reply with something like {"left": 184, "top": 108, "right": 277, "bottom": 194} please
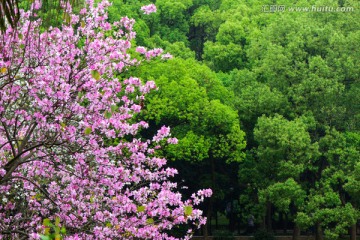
{"left": 153, "top": 126, "right": 171, "bottom": 142}
{"left": 0, "top": 1, "right": 211, "bottom": 239}
{"left": 136, "top": 46, "right": 172, "bottom": 60}
{"left": 141, "top": 4, "right": 157, "bottom": 15}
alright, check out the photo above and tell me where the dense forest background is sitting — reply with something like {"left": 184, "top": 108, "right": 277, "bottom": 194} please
{"left": 20, "top": 0, "right": 360, "bottom": 239}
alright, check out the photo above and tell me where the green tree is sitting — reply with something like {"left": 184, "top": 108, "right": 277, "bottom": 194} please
{"left": 238, "top": 114, "right": 319, "bottom": 234}
{"left": 296, "top": 130, "right": 360, "bottom": 240}
{"left": 127, "top": 57, "right": 246, "bottom": 236}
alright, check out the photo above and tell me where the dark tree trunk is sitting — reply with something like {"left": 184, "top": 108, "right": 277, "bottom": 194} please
{"left": 284, "top": 213, "right": 288, "bottom": 234}
{"left": 351, "top": 223, "right": 357, "bottom": 240}
{"left": 260, "top": 215, "right": 266, "bottom": 230}
{"left": 215, "top": 211, "right": 218, "bottom": 229}
{"left": 202, "top": 222, "right": 209, "bottom": 240}
{"left": 202, "top": 195, "right": 213, "bottom": 239}
{"left": 315, "top": 223, "right": 324, "bottom": 240}
{"left": 293, "top": 224, "right": 301, "bottom": 240}
{"left": 202, "top": 157, "right": 215, "bottom": 239}
{"left": 266, "top": 202, "right": 272, "bottom": 231}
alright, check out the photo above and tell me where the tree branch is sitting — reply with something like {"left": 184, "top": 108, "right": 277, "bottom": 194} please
{"left": 1, "top": 121, "right": 16, "bottom": 157}
{"left": 11, "top": 175, "right": 59, "bottom": 207}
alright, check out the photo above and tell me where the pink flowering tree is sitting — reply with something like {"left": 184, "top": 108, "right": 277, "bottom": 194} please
{"left": 140, "top": 4, "right": 157, "bottom": 15}
{"left": 0, "top": 1, "right": 211, "bottom": 239}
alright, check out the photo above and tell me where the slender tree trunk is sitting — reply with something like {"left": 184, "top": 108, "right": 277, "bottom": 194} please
{"left": 202, "top": 196, "right": 213, "bottom": 239}
{"left": 315, "top": 223, "right": 323, "bottom": 240}
{"left": 351, "top": 223, "right": 357, "bottom": 240}
{"left": 260, "top": 215, "right": 266, "bottom": 230}
{"left": 202, "top": 222, "right": 209, "bottom": 240}
{"left": 203, "top": 157, "right": 215, "bottom": 239}
{"left": 284, "top": 213, "right": 288, "bottom": 234}
{"left": 215, "top": 211, "right": 218, "bottom": 229}
{"left": 279, "top": 212, "right": 284, "bottom": 233}
{"left": 292, "top": 224, "right": 301, "bottom": 240}
{"left": 266, "top": 202, "right": 272, "bottom": 231}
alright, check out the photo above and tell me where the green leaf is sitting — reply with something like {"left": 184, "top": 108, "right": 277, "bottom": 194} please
{"left": 104, "top": 111, "right": 112, "bottom": 119}
{"left": 43, "top": 218, "right": 51, "bottom": 227}
{"left": 111, "top": 105, "right": 118, "bottom": 113}
{"left": 64, "top": 12, "right": 71, "bottom": 24}
{"left": 137, "top": 205, "right": 145, "bottom": 213}
{"left": 35, "top": 193, "right": 42, "bottom": 200}
{"left": 184, "top": 206, "right": 193, "bottom": 216}
{"left": 106, "top": 221, "right": 112, "bottom": 228}
{"left": 84, "top": 127, "right": 92, "bottom": 135}
{"left": 146, "top": 218, "right": 154, "bottom": 224}
{"left": 60, "top": 226, "right": 66, "bottom": 234}
{"left": 77, "top": 91, "right": 85, "bottom": 98}
{"left": 18, "top": 33, "right": 23, "bottom": 40}
{"left": 91, "top": 70, "right": 101, "bottom": 80}
{"left": 60, "top": 122, "right": 66, "bottom": 128}
{"left": 55, "top": 217, "right": 60, "bottom": 233}
{"left": 40, "top": 235, "right": 50, "bottom": 240}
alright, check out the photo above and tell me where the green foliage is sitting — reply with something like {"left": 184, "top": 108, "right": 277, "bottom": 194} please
{"left": 254, "top": 115, "right": 319, "bottom": 179}
{"left": 18, "top": 0, "right": 85, "bottom": 29}
{"left": 84, "top": 127, "right": 92, "bottom": 135}
{"left": 105, "top": 0, "right": 360, "bottom": 236}
{"left": 72, "top": 0, "right": 360, "bottom": 235}
{"left": 131, "top": 58, "right": 246, "bottom": 164}
{"left": 254, "top": 229, "right": 275, "bottom": 240}
{"left": 203, "top": 42, "right": 245, "bottom": 72}
{"left": 297, "top": 198, "right": 358, "bottom": 240}
{"left": 137, "top": 205, "right": 145, "bottom": 213}
{"left": 213, "top": 230, "right": 235, "bottom": 240}
{"left": 91, "top": 70, "right": 101, "bottom": 80}
{"left": 166, "top": 131, "right": 210, "bottom": 162}
{"left": 230, "top": 69, "right": 289, "bottom": 124}
{"left": 3, "top": 0, "right": 359, "bottom": 238}
{"left": 184, "top": 206, "right": 193, "bottom": 216}
{"left": 259, "top": 179, "right": 306, "bottom": 213}
{"left": 163, "top": 42, "right": 195, "bottom": 59}
{"left": 40, "top": 217, "right": 66, "bottom": 240}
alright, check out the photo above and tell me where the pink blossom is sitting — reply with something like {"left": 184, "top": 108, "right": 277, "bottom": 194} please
{"left": 153, "top": 126, "right": 171, "bottom": 142}
{"left": 79, "top": 8, "right": 87, "bottom": 15}
{"left": 161, "top": 53, "right": 173, "bottom": 60}
{"left": 29, "top": 232, "right": 41, "bottom": 239}
{"left": 0, "top": 0, "right": 210, "bottom": 239}
{"left": 33, "top": 0, "right": 42, "bottom": 10}
{"left": 0, "top": 169, "right": 5, "bottom": 177}
{"left": 140, "top": 4, "right": 157, "bottom": 15}
{"left": 136, "top": 46, "right": 147, "bottom": 54}
{"left": 167, "top": 138, "right": 178, "bottom": 144}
